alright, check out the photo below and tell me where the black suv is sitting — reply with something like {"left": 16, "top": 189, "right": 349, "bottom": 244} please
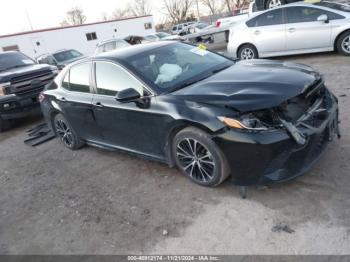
{"left": 0, "top": 51, "right": 58, "bottom": 131}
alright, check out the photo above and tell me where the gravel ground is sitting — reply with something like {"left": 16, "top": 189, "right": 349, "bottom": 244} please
{"left": 0, "top": 52, "right": 349, "bottom": 255}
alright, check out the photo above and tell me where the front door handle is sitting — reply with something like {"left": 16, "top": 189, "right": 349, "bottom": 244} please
{"left": 254, "top": 30, "right": 261, "bottom": 35}
{"left": 288, "top": 28, "right": 296, "bottom": 33}
{"left": 93, "top": 102, "right": 104, "bottom": 108}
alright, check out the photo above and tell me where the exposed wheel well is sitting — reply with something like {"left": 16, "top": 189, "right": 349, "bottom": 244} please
{"left": 164, "top": 121, "right": 215, "bottom": 167}
{"left": 236, "top": 43, "right": 257, "bottom": 57}
{"left": 49, "top": 110, "right": 60, "bottom": 134}
{"left": 334, "top": 29, "right": 350, "bottom": 51}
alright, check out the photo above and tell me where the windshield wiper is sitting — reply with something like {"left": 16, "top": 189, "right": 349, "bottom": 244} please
{"left": 212, "top": 65, "right": 232, "bottom": 74}
{"left": 166, "top": 74, "right": 212, "bottom": 93}
{"left": 0, "top": 64, "right": 32, "bottom": 72}
{"left": 12, "top": 64, "right": 32, "bottom": 69}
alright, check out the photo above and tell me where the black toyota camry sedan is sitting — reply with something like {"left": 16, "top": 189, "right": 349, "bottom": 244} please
{"left": 40, "top": 41, "right": 339, "bottom": 187}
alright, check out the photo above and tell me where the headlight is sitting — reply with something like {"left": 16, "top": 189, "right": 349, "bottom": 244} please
{"left": 0, "top": 82, "right": 11, "bottom": 96}
{"left": 51, "top": 68, "right": 59, "bottom": 75}
{"left": 218, "top": 113, "right": 269, "bottom": 131}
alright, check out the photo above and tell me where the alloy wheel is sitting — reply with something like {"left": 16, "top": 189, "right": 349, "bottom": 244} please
{"left": 241, "top": 48, "right": 255, "bottom": 60}
{"left": 176, "top": 138, "right": 215, "bottom": 183}
{"left": 55, "top": 119, "right": 74, "bottom": 148}
{"left": 268, "top": 0, "right": 282, "bottom": 8}
{"left": 342, "top": 36, "right": 350, "bottom": 54}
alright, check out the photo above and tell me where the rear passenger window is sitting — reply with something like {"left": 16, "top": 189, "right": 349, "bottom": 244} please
{"left": 62, "top": 63, "right": 91, "bottom": 93}
{"left": 62, "top": 71, "right": 70, "bottom": 90}
{"left": 250, "top": 9, "right": 283, "bottom": 27}
{"left": 104, "top": 41, "right": 116, "bottom": 52}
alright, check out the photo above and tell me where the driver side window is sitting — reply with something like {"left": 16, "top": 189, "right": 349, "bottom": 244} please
{"left": 286, "top": 7, "right": 325, "bottom": 23}
{"left": 94, "top": 61, "right": 144, "bottom": 96}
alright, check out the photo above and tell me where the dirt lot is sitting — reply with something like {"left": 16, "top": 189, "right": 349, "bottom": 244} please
{"left": 0, "top": 52, "right": 349, "bottom": 255}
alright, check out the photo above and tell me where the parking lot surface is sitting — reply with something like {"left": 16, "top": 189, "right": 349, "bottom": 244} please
{"left": 0, "top": 52, "right": 349, "bottom": 254}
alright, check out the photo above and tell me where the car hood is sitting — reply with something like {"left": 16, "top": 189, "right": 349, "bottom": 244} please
{"left": 0, "top": 64, "right": 55, "bottom": 83}
{"left": 172, "top": 59, "right": 321, "bottom": 112}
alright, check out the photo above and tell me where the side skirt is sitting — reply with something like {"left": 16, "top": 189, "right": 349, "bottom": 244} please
{"left": 84, "top": 139, "right": 168, "bottom": 164}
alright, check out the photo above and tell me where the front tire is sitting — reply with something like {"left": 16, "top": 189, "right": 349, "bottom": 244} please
{"left": 53, "top": 114, "right": 84, "bottom": 150}
{"left": 238, "top": 44, "right": 259, "bottom": 60}
{"left": 172, "top": 127, "right": 230, "bottom": 187}
{"left": 336, "top": 31, "right": 350, "bottom": 56}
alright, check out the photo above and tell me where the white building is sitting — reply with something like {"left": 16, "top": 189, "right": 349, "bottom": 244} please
{"left": 0, "top": 15, "right": 155, "bottom": 58}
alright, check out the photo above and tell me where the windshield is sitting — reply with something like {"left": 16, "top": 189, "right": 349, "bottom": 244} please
{"left": 126, "top": 43, "right": 233, "bottom": 92}
{"left": 315, "top": 1, "right": 350, "bottom": 12}
{"left": 0, "top": 52, "right": 35, "bottom": 72}
{"left": 156, "top": 32, "right": 171, "bottom": 38}
{"left": 145, "top": 35, "right": 158, "bottom": 41}
{"left": 196, "top": 23, "right": 208, "bottom": 29}
{"left": 53, "top": 50, "right": 83, "bottom": 62}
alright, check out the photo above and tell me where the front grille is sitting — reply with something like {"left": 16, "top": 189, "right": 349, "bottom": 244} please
{"left": 7, "top": 71, "right": 55, "bottom": 95}
{"left": 278, "top": 80, "right": 332, "bottom": 129}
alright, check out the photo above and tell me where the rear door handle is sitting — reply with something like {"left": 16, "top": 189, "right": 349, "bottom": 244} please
{"left": 288, "top": 28, "right": 296, "bottom": 33}
{"left": 93, "top": 102, "right": 104, "bottom": 107}
{"left": 254, "top": 30, "right": 261, "bottom": 35}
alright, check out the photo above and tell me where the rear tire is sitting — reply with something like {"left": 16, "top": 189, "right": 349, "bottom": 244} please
{"left": 238, "top": 44, "right": 259, "bottom": 60}
{"left": 53, "top": 114, "right": 84, "bottom": 150}
{"left": 0, "top": 116, "right": 11, "bottom": 132}
{"left": 172, "top": 127, "right": 230, "bottom": 187}
{"left": 336, "top": 31, "right": 350, "bottom": 56}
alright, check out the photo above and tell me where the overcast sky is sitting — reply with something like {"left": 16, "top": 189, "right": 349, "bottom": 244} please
{"left": 0, "top": 0, "right": 168, "bottom": 35}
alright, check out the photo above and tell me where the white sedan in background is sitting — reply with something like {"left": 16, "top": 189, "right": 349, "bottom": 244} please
{"left": 227, "top": 1, "right": 350, "bottom": 59}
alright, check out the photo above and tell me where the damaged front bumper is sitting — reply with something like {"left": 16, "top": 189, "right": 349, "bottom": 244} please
{"left": 213, "top": 90, "right": 339, "bottom": 186}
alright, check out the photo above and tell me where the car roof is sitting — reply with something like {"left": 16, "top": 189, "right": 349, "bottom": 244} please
{"left": 278, "top": 0, "right": 348, "bottom": 9}
{"left": 249, "top": 1, "right": 350, "bottom": 17}
{"left": 97, "top": 38, "right": 126, "bottom": 46}
{"left": 93, "top": 40, "right": 175, "bottom": 61}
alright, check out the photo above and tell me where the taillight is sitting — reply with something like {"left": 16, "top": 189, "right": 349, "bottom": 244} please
{"left": 38, "top": 92, "right": 45, "bottom": 102}
{"left": 215, "top": 21, "right": 221, "bottom": 27}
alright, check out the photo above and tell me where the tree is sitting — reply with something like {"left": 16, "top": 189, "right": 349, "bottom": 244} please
{"left": 112, "top": 7, "right": 132, "bottom": 19}
{"left": 163, "top": 0, "right": 194, "bottom": 24}
{"left": 224, "top": 0, "right": 250, "bottom": 13}
{"left": 201, "top": 0, "right": 224, "bottom": 16}
{"left": 129, "top": 0, "right": 152, "bottom": 16}
{"left": 112, "top": 0, "right": 152, "bottom": 19}
{"left": 61, "top": 6, "right": 86, "bottom": 26}
{"left": 101, "top": 12, "right": 109, "bottom": 21}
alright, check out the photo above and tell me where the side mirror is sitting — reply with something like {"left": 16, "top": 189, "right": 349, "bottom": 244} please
{"left": 317, "top": 14, "right": 329, "bottom": 23}
{"left": 115, "top": 88, "right": 141, "bottom": 103}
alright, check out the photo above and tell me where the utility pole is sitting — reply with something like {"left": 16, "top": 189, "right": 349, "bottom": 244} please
{"left": 196, "top": 0, "right": 200, "bottom": 22}
{"left": 25, "top": 9, "right": 34, "bottom": 31}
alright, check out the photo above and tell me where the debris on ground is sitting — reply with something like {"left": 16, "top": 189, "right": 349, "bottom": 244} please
{"left": 24, "top": 123, "right": 55, "bottom": 146}
{"left": 162, "top": 229, "right": 169, "bottom": 236}
{"left": 339, "top": 94, "right": 347, "bottom": 97}
{"left": 271, "top": 223, "right": 295, "bottom": 234}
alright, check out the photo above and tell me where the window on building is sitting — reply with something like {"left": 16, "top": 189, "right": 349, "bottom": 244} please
{"left": 2, "top": 45, "right": 20, "bottom": 52}
{"left": 86, "top": 32, "right": 97, "bottom": 41}
{"left": 144, "top": 22, "right": 152, "bottom": 30}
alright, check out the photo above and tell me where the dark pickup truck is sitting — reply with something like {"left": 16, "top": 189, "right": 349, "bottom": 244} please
{"left": 0, "top": 51, "right": 58, "bottom": 131}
